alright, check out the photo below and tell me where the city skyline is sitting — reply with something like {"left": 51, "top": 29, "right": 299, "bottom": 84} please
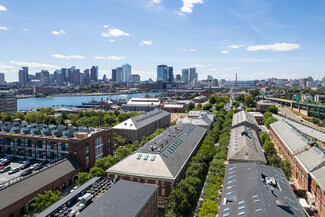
{"left": 1, "top": 0, "right": 325, "bottom": 82}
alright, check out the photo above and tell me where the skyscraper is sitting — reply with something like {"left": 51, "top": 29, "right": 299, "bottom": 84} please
{"left": 71, "top": 69, "right": 81, "bottom": 85}
{"left": 0, "top": 73, "right": 5, "bottom": 85}
{"left": 83, "top": 69, "right": 90, "bottom": 85}
{"left": 116, "top": 67, "right": 122, "bottom": 83}
{"left": 91, "top": 66, "right": 98, "bottom": 82}
{"left": 182, "top": 69, "right": 189, "bottom": 83}
{"left": 157, "top": 65, "right": 173, "bottom": 83}
{"left": 18, "top": 67, "right": 28, "bottom": 86}
{"left": 121, "top": 63, "right": 131, "bottom": 82}
{"left": 189, "top": 68, "right": 198, "bottom": 88}
{"left": 112, "top": 69, "right": 117, "bottom": 82}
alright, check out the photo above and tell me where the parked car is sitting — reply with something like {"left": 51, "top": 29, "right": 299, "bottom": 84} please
{"left": 0, "top": 160, "right": 10, "bottom": 166}
{"left": 33, "top": 163, "right": 44, "bottom": 171}
{"left": 8, "top": 168, "right": 19, "bottom": 175}
{"left": 18, "top": 158, "right": 26, "bottom": 164}
{"left": 20, "top": 162, "right": 31, "bottom": 170}
{"left": 290, "top": 183, "right": 297, "bottom": 192}
{"left": 21, "top": 168, "right": 33, "bottom": 176}
{"left": 0, "top": 166, "right": 4, "bottom": 170}
{"left": 0, "top": 166, "right": 11, "bottom": 173}
{"left": 23, "top": 159, "right": 32, "bottom": 164}
{"left": 30, "top": 163, "right": 39, "bottom": 170}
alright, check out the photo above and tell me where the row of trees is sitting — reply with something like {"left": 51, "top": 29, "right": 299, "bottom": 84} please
{"left": 263, "top": 111, "right": 279, "bottom": 128}
{"left": 165, "top": 109, "right": 234, "bottom": 217}
{"left": 259, "top": 131, "right": 292, "bottom": 179}
{"left": 76, "top": 128, "right": 164, "bottom": 186}
{"left": 198, "top": 110, "right": 233, "bottom": 217}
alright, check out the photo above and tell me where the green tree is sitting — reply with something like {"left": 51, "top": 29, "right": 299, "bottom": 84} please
{"left": 244, "top": 95, "right": 255, "bottom": 107}
{"left": 251, "top": 89, "right": 260, "bottom": 99}
{"left": 263, "top": 111, "right": 273, "bottom": 122}
{"left": 198, "top": 200, "right": 218, "bottom": 217}
{"left": 104, "top": 114, "right": 117, "bottom": 126}
{"left": 203, "top": 103, "right": 212, "bottom": 111}
{"left": 15, "top": 111, "right": 25, "bottom": 120}
{"left": 61, "top": 111, "right": 68, "bottom": 120}
{"left": 25, "top": 111, "right": 38, "bottom": 123}
{"left": 264, "top": 117, "right": 278, "bottom": 128}
{"left": 208, "top": 94, "right": 217, "bottom": 104}
{"left": 89, "top": 166, "right": 106, "bottom": 177}
{"left": 31, "top": 190, "right": 61, "bottom": 213}
{"left": 187, "top": 102, "right": 195, "bottom": 111}
{"left": 118, "top": 113, "right": 130, "bottom": 123}
{"left": 76, "top": 172, "right": 92, "bottom": 186}
{"left": 167, "top": 189, "right": 192, "bottom": 217}
{"left": 267, "top": 105, "right": 278, "bottom": 114}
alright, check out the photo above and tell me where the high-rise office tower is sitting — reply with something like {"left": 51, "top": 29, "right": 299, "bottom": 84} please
{"left": 83, "top": 69, "right": 90, "bottom": 85}
{"left": 71, "top": 69, "right": 80, "bottom": 85}
{"left": 40, "top": 70, "right": 50, "bottom": 85}
{"left": 91, "top": 66, "right": 99, "bottom": 82}
{"left": 18, "top": 67, "right": 29, "bottom": 86}
{"left": 157, "top": 65, "right": 173, "bottom": 83}
{"left": 189, "top": 68, "right": 198, "bottom": 88}
{"left": 0, "top": 73, "right": 5, "bottom": 85}
{"left": 116, "top": 67, "right": 122, "bottom": 83}
{"left": 112, "top": 69, "right": 117, "bottom": 82}
{"left": 121, "top": 63, "right": 131, "bottom": 82}
{"left": 182, "top": 69, "right": 189, "bottom": 83}
{"left": 176, "top": 74, "right": 181, "bottom": 82}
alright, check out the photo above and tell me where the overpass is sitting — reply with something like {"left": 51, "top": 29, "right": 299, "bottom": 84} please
{"left": 267, "top": 97, "right": 325, "bottom": 119}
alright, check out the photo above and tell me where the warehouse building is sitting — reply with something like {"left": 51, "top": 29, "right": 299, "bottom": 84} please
{"left": 232, "top": 111, "right": 260, "bottom": 133}
{"left": 107, "top": 123, "right": 207, "bottom": 209}
{"left": 113, "top": 110, "right": 170, "bottom": 144}
{"left": 219, "top": 163, "right": 306, "bottom": 217}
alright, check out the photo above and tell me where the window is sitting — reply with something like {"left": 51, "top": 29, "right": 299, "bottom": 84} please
{"left": 161, "top": 188, "right": 165, "bottom": 196}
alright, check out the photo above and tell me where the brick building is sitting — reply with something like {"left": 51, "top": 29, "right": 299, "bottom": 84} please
{"left": 0, "top": 121, "right": 112, "bottom": 172}
{"left": 270, "top": 120, "right": 325, "bottom": 217}
{"left": 257, "top": 100, "right": 275, "bottom": 112}
{"left": 107, "top": 123, "right": 207, "bottom": 209}
{"left": 113, "top": 110, "right": 170, "bottom": 144}
{"left": 0, "top": 157, "right": 81, "bottom": 217}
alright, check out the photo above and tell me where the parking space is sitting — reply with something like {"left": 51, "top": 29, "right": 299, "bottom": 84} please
{"left": 0, "top": 158, "right": 50, "bottom": 188}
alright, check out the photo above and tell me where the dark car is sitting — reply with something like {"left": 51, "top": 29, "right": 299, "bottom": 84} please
{"left": 18, "top": 158, "right": 26, "bottom": 164}
{"left": 8, "top": 168, "right": 19, "bottom": 175}
{"left": 22, "top": 159, "right": 32, "bottom": 164}
{"left": 21, "top": 168, "right": 33, "bottom": 176}
{"left": 0, "top": 166, "right": 11, "bottom": 173}
{"left": 0, "top": 160, "right": 10, "bottom": 166}
{"left": 20, "top": 163, "right": 31, "bottom": 170}
{"left": 33, "top": 163, "right": 44, "bottom": 171}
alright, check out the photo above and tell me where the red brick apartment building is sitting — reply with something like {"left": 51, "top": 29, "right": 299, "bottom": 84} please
{"left": 270, "top": 120, "right": 325, "bottom": 217}
{"left": 107, "top": 123, "right": 207, "bottom": 209}
{"left": 0, "top": 121, "right": 112, "bottom": 171}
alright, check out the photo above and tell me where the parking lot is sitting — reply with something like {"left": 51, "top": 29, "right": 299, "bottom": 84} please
{"left": 0, "top": 158, "right": 49, "bottom": 188}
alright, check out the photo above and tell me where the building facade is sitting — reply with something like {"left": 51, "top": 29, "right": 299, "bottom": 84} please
{"left": 0, "top": 90, "right": 17, "bottom": 113}
{"left": 107, "top": 123, "right": 207, "bottom": 209}
{"left": 113, "top": 110, "right": 171, "bottom": 143}
{"left": 0, "top": 121, "right": 112, "bottom": 172}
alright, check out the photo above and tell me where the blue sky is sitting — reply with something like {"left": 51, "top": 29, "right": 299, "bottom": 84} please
{"left": 0, "top": 0, "right": 325, "bottom": 82}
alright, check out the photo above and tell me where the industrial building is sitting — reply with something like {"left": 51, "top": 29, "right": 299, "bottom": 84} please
{"left": 113, "top": 110, "right": 171, "bottom": 144}
{"left": 177, "top": 111, "right": 216, "bottom": 130}
{"left": 232, "top": 111, "right": 260, "bottom": 133}
{"left": 270, "top": 120, "right": 325, "bottom": 216}
{"left": 121, "top": 98, "right": 161, "bottom": 112}
{"left": 227, "top": 125, "right": 266, "bottom": 164}
{"left": 0, "top": 121, "right": 112, "bottom": 172}
{"left": 107, "top": 123, "right": 207, "bottom": 209}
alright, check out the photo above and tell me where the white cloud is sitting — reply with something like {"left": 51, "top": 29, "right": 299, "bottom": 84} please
{"left": 246, "top": 43, "right": 300, "bottom": 51}
{"left": 180, "top": 0, "right": 203, "bottom": 14}
{"left": 140, "top": 41, "right": 152, "bottom": 46}
{"left": 102, "top": 27, "right": 130, "bottom": 38}
{"left": 109, "top": 39, "right": 116, "bottom": 42}
{"left": 103, "top": 25, "right": 109, "bottom": 28}
{"left": 178, "top": 48, "right": 197, "bottom": 52}
{"left": 192, "top": 64, "right": 205, "bottom": 67}
{"left": 223, "top": 67, "right": 241, "bottom": 70}
{"left": 0, "top": 26, "right": 9, "bottom": 30}
{"left": 152, "top": 0, "right": 162, "bottom": 3}
{"left": 52, "top": 54, "right": 85, "bottom": 59}
{"left": 9, "top": 60, "right": 60, "bottom": 69}
{"left": 0, "top": 64, "right": 14, "bottom": 70}
{"left": 22, "top": 28, "right": 29, "bottom": 31}
{"left": 208, "top": 67, "right": 218, "bottom": 71}
{"left": 52, "top": 30, "right": 66, "bottom": 35}
{"left": 221, "top": 50, "right": 229, "bottom": 54}
{"left": 228, "top": 44, "right": 245, "bottom": 49}
{"left": 94, "top": 56, "right": 125, "bottom": 60}
{"left": 0, "top": 5, "right": 7, "bottom": 11}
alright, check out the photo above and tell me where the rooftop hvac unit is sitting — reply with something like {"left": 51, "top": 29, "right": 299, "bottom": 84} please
{"left": 265, "top": 177, "right": 276, "bottom": 186}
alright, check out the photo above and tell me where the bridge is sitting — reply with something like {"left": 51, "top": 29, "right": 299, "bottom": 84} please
{"left": 267, "top": 97, "right": 325, "bottom": 119}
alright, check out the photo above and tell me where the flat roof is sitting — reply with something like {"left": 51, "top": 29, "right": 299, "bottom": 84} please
{"left": 37, "top": 177, "right": 101, "bottom": 217}
{"left": 78, "top": 180, "right": 158, "bottom": 217}
{"left": 0, "top": 157, "right": 81, "bottom": 211}
{"left": 219, "top": 163, "right": 305, "bottom": 217}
